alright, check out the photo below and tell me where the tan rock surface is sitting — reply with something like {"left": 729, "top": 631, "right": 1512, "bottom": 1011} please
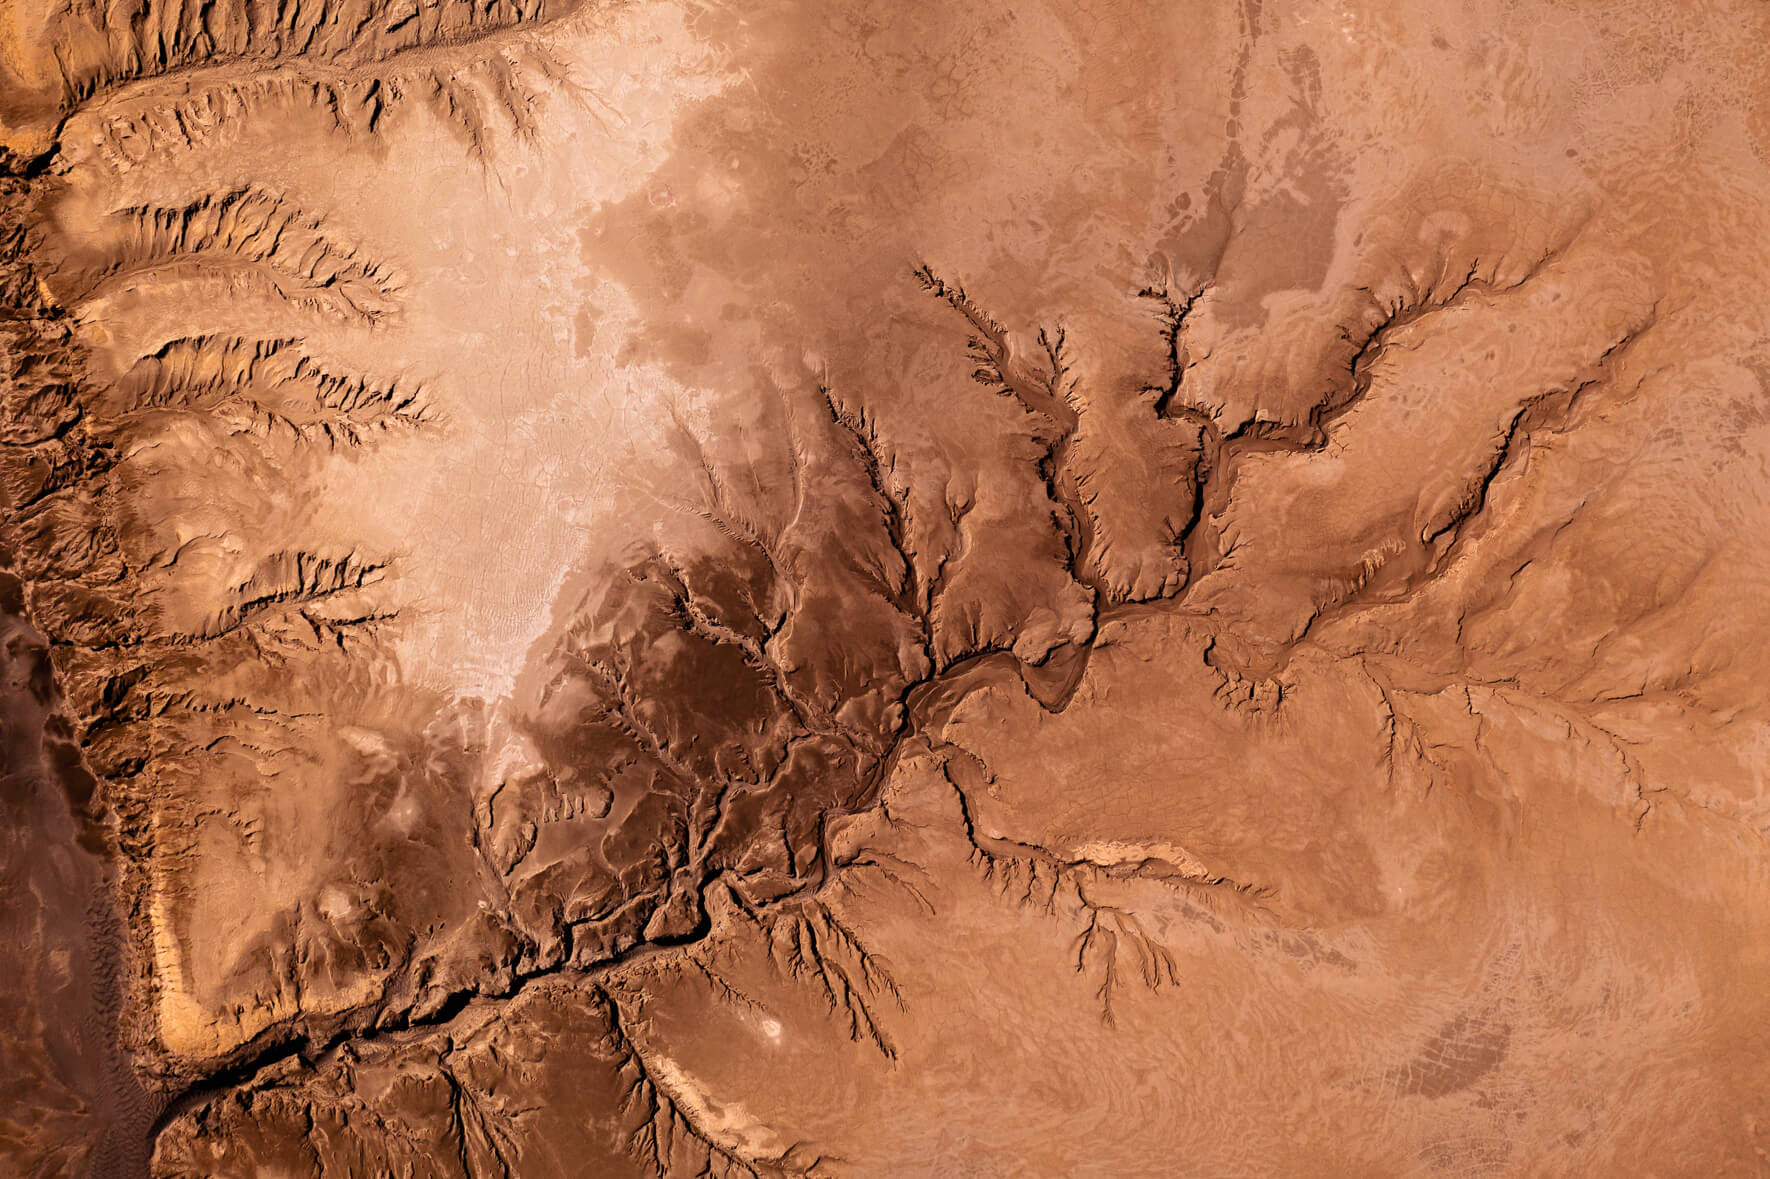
{"left": 3, "top": 0, "right": 1770, "bottom": 1174}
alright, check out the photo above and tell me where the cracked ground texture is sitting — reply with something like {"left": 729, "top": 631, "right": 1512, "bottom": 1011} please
{"left": 3, "top": 0, "right": 1770, "bottom": 1174}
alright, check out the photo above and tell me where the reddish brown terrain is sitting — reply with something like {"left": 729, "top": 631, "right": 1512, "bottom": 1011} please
{"left": 4, "top": 0, "right": 1770, "bottom": 1175}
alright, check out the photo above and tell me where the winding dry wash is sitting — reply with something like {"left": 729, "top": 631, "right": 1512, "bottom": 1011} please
{"left": 4, "top": 0, "right": 1770, "bottom": 1175}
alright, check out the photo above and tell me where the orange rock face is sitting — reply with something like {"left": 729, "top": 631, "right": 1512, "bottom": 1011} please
{"left": 3, "top": 0, "right": 1770, "bottom": 1175}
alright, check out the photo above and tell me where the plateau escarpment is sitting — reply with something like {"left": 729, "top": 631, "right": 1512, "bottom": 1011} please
{"left": 4, "top": 0, "right": 1770, "bottom": 1176}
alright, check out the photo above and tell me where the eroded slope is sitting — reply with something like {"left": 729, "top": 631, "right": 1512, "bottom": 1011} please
{"left": 4, "top": 0, "right": 1770, "bottom": 1176}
